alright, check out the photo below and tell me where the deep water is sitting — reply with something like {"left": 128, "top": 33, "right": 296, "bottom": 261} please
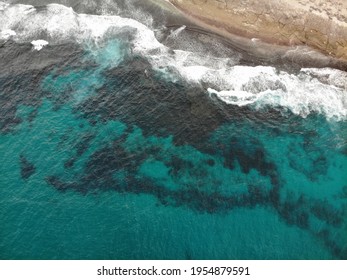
{"left": 1, "top": 27, "right": 347, "bottom": 259}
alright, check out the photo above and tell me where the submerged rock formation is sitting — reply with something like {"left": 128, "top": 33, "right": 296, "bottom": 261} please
{"left": 168, "top": 0, "right": 347, "bottom": 63}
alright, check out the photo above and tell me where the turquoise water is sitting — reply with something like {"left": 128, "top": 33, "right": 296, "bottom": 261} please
{"left": 0, "top": 38, "right": 346, "bottom": 259}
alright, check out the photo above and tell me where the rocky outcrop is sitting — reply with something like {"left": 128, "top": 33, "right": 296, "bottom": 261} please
{"left": 168, "top": 0, "right": 347, "bottom": 62}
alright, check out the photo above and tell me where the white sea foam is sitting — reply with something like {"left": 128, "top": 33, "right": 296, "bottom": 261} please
{"left": 168, "top": 25, "right": 186, "bottom": 39}
{"left": 0, "top": 29, "right": 16, "bottom": 40}
{"left": 149, "top": 51, "right": 347, "bottom": 121}
{"left": 207, "top": 67, "right": 347, "bottom": 121}
{"left": 0, "top": 3, "right": 162, "bottom": 53}
{"left": 0, "top": 1, "right": 8, "bottom": 11}
{"left": 31, "top": 39, "right": 49, "bottom": 50}
{"left": 0, "top": 2, "right": 346, "bottom": 121}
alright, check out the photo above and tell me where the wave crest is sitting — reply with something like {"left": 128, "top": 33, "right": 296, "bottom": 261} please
{"left": 207, "top": 67, "right": 347, "bottom": 121}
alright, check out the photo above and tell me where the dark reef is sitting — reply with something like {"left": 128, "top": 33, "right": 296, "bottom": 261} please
{"left": 20, "top": 154, "right": 36, "bottom": 180}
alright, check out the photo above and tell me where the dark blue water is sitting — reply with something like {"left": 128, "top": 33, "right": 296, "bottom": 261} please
{"left": 0, "top": 8, "right": 347, "bottom": 259}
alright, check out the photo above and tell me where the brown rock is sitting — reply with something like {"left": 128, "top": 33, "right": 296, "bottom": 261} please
{"left": 168, "top": 0, "right": 347, "bottom": 62}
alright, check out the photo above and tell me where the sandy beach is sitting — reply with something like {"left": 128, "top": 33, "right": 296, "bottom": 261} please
{"left": 166, "top": 0, "right": 347, "bottom": 67}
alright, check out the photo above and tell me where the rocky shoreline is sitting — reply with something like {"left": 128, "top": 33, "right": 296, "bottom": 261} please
{"left": 165, "top": 0, "right": 347, "bottom": 69}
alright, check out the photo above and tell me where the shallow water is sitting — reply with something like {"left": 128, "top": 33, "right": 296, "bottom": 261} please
{"left": 0, "top": 1, "right": 346, "bottom": 259}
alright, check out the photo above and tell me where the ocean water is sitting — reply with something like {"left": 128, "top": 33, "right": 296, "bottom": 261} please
{"left": 0, "top": 1, "right": 346, "bottom": 260}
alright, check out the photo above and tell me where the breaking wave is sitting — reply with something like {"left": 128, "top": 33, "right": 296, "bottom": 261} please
{"left": 207, "top": 66, "right": 347, "bottom": 121}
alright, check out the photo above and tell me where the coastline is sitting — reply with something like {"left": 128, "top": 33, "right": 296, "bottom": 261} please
{"left": 163, "top": 0, "right": 347, "bottom": 70}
